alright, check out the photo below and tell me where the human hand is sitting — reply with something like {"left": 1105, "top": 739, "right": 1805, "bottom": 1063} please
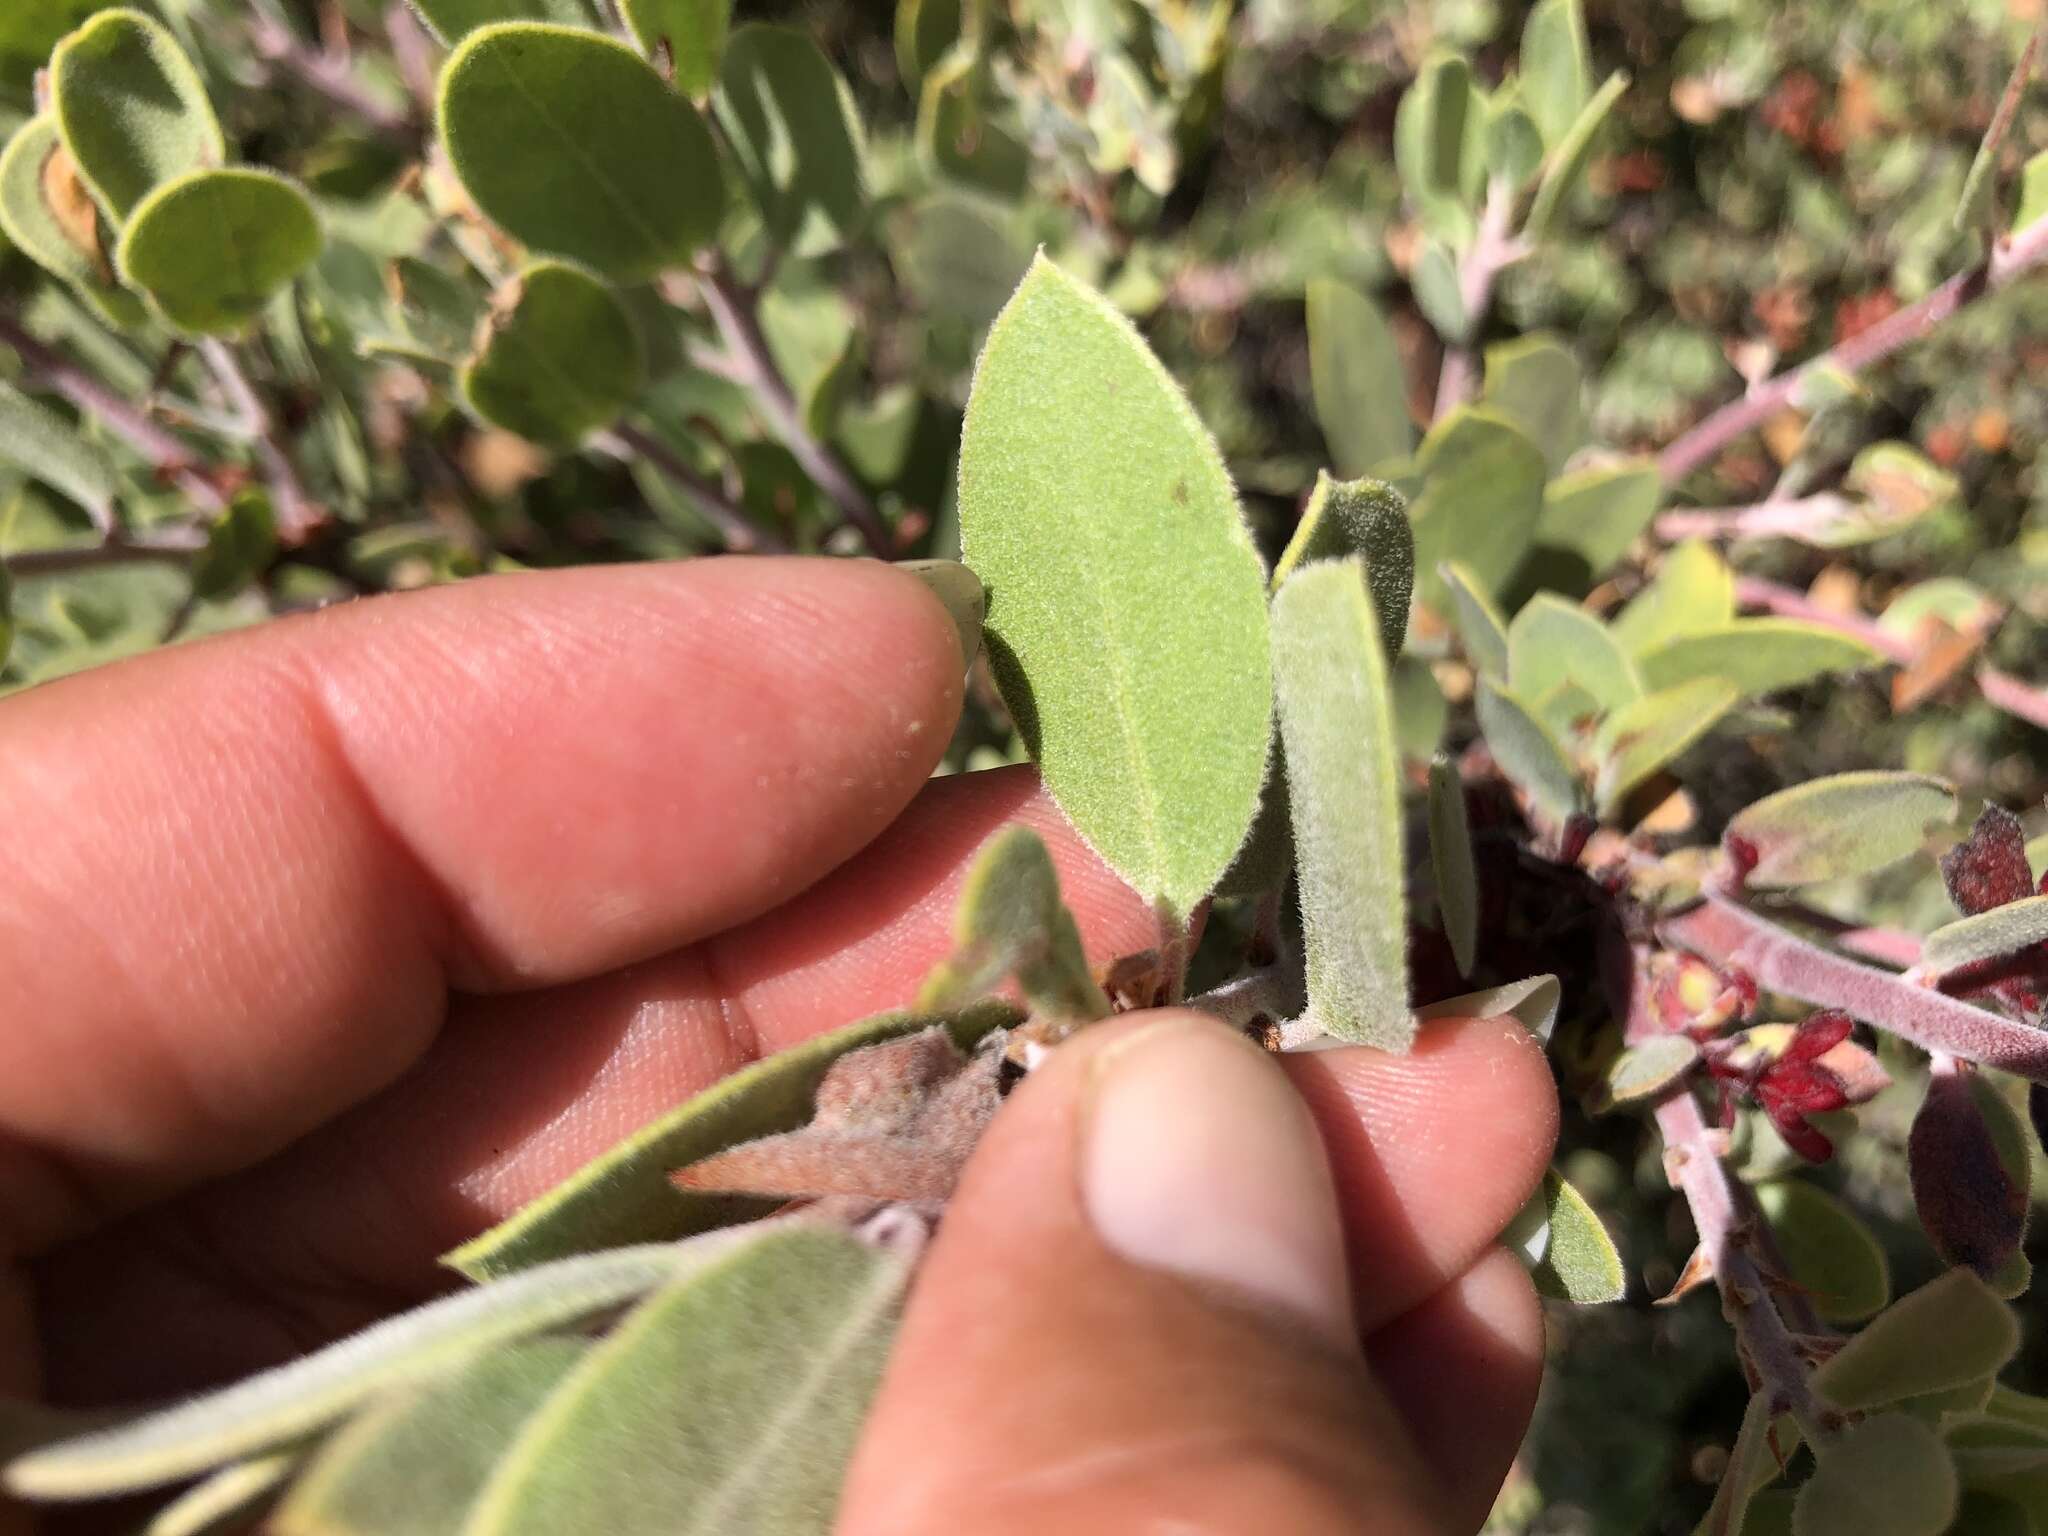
{"left": 0, "top": 557, "right": 1557, "bottom": 1534}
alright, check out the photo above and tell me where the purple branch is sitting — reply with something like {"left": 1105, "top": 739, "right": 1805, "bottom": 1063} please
{"left": 247, "top": 9, "right": 416, "bottom": 143}
{"left": 600, "top": 423, "right": 785, "bottom": 554}
{"left": 5, "top": 528, "right": 207, "bottom": 578}
{"left": 196, "top": 342, "right": 320, "bottom": 544}
{"left": 1978, "top": 666, "right": 2048, "bottom": 731}
{"left": 1732, "top": 576, "right": 1915, "bottom": 663}
{"left": 1663, "top": 892, "right": 2048, "bottom": 1081}
{"left": 1431, "top": 184, "right": 1524, "bottom": 422}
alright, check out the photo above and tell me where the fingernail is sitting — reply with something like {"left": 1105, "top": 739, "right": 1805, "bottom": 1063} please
{"left": 1082, "top": 1016, "right": 1356, "bottom": 1348}
{"left": 897, "top": 559, "right": 985, "bottom": 671}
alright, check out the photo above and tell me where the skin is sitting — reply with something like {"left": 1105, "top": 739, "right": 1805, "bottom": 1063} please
{"left": 0, "top": 558, "right": 1558, "bottom": 1533}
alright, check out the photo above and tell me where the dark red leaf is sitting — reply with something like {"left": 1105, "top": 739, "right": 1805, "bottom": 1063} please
{"left": 1908, "top": 1069, "right": 2026, "bottom": 1280}
{"left": 1941, "top": 805, "right": 2034, "bottom": 917}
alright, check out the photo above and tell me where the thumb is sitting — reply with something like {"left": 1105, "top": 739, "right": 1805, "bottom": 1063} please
{"left": 838, "top": 1011, "right": 1458, "bottom": 1536}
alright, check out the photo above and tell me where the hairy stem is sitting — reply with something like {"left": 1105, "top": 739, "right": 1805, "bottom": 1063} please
{"left": 596, "top": 424, "right": 786, "bottom": 554}
{"left": 196, "top": 341, "right": 320, "bottom": 544}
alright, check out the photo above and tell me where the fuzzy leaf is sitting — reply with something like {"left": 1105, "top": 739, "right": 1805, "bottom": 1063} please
{"left": 1909, "top": 1070, "right": 2032, "bottom": 1284}
{"left": 116, "top": 170, "right": 322, "bottom": 336}
{"left": 916, "top": 826, "right": 1109, "bottom": 1020}
{"left": 1509, "top": 592, "right": 1642, "bottom": 719}
{"left": 0, "top": 379, "right": 116, "bottom": 523}
{"left": 1518, "top": 0, "right": 1591, "bottom": 147}
{"left": 1408, "top": 407, "right": 1546, "bottom": 609}
{"left": 407, "top": 0, "right": 597, "bottom": 45}
{"left": 270, "top": 1338, "right": 588, "bottom": 1536}
{"left": 0, "top": 115, "right": 148, "bottom": 328}
{"left": 50, "top": 8, "right": 221, "bottom": 221}
{"left": 1942, "top": 806, "right": 2036, "bottom": 917}
{"left": 1392, "top": 653, "right": 1448, "bottom": 759}
{"left": 716, "top": 26, "right": 865, "bottom": 252}
{"left": 444, "top": 1002, "right": 1014, "bottom": 1281}
{"left": 438, "top": 23, "right": 723, "bottom": 282}
{"left": 958, "top": 255, "right": 1272, "bottom": 923}
{"left": 1305, "top": 279, "right": 1412, "bottom": 478}
{"left": 620, "top": 0, "right": 728, "bottom": 97}
{"left": 1, "top": 1236, "right": 761, "bottom": 1499}
{"left": 1639, "top": 621, "right": 1881, "bottom": 699}
{"left": 1602, "top": 1035, "right": 1699, "bottom": 1105}
{"left": 1756, "top": 1179, "right": 1890, "bottom": 1323}
{"left": 1814, "top": 1269, "right": 2020, "bottom": 1412}
{"left": 1416, "top": 974, "right": 1562, "bottom": 1043}
{"left": 464, "top": 1223, "right": 914, "bottom": 1536}
{"left": 1534, "top": 460, "right": 1662, "bottom": 578}
{"left": 1593, "top": 678, "right": 1739, "bottom": 815}
{"left": 1270, "top": 472, "right": 1413, "bottom": 651}
{"left": 460, "top": 262, "right": 644, "bottom": 447}
{"left": 1612, "top": 539, "right": 1733, "bottom": 654}
{"left": 1793, "top": 1414, "right": 1957, "bottom": 1536}
{"left": 1395, "top": 53, "right": 1478, "bottom": 241}
{"left": 1726, "top": 771, "right": 1956, "bottom": 889}
{"left": 1409, "top": 238, "right": 1468, "bottom": 340}
{"left": 190, "top": 491, "right": 278, "bottom": 602}
{"left": 1484, "top": 102, "right": 1546, "bottom": 186}
{"left": 1510, "top": 1167, "right": 1625, "bottom": 1303}
{"left": 1476, "top": 677, "right": 1582, "bottom": 824}
{"left": 1272, "top": 560, "right": 1411, "bottom": 1050}
{"left": 1481, "top": 334, "right": 1585, "bottom": 474}
{"left": 897, "top": 195, "right": 1030, "bottom": 330}
{"left": 1429, "top": 754, "right": 1479, "bottom": 978}
{"left": 143, "top": 1452, "right": 298, "bottom": 1536}
{"left": 1440, "top": 559, "right": 1510, "bottom": 677}
{"left": 1524, "top": 71, "right": 1628, "bottom": 241}
{"left": 1924, "top": 898, "right": 2048, "bottom": 979}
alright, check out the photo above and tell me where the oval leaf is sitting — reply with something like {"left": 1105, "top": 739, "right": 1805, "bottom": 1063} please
{"left": 1440, "top": 558, "right": 1510, "bottom": 678}
{"left": 0, "top": 379, "right": 116, "bottom": 523}
{"left": 621, "top": 0, "right": 729, "bottom": 97}
{"left": 1524, "top": 71, "right": 1628, "bottom": 241}
{"left": 116, "top": 169, "right": 322, "bottom": 336}
{"left": 1481, "top": 334, "right": 1585, "bottom": 474}
{"left": 1509, "top": 592, "right": 1642, "bottom": 717}
{"left": 1593, "top": 677, "right": 1740, "bottom": 816}
{"left": 1726, "top": 771, "right": 1956, "bottom": 889}
{"left": 50, "top": 8, "right": 221, "bottom": 220}
{"left": 143, "top": 1453, "right": 299, "bottom": 1536}
{"left": 1612, "top": 539, "right": 1734, "bottom": 655}
{"left": 1756, "top": 1179, "right": 1890, "bottom": 1323}
{"left": 1305, "top": 279, "right": 1412, "bottom": 478}
{"left": 1534, "top": 460, "right": 1663, "bottom": 580}
{"left": 916, "top": 825, "right": 1110, "bottom": 1021}
{"left": 957, "top": 255, "right": 1272, "bottom": 923}
{"left": 438, "top": 23, "right": 724, "bottom": 282}
{"left": 1270, "top": 471, "right": 1413, "bottom": 653}
{"left": 1814, "top": 1268, "right": 2020, "bottom": 1412}
{"left": 1520, "top": 0, "right": 1591, "bottom": 146}
{"left": 1638, "top": 620, "right": 1881, "bottom": 699}
{"left": 444, "top": 1000, "right": 1015, "bottom": 1281}
{"left": 0, "top": 115, "right": 149, "bottom": 328}
{"left": 1476, "top": 677, "right": 1583, "bottom": 825}
{"left": 1510, "top": 1167, "right": 1625, "bottom": 1303}
{"left": 409, "top": 0, "right": 597, "bottom": 45}
{"left": 1924, "top": 897, "right": 2048, "bottom": 979}
{"left": 1409, "top": 407, "right": 1547, "bottom": 610}
{"left": 1793, "top": 1414, "right": 1957, "bottom": 1536}
{"left": 1909, "top": 1069, "right": 2030, "bottom": 1285}
{"left": 1416, "top": 973, "right": 1562, "bottom": 1043}
{"left": 464, "top": 1223, "right": 914, "bottom": 1536}
{"left": 1272, "top": 559, "right": 1410, "bottom": 1050}
{"left": 1429, "top": 754, "right": 1479, "bottom": 978}
{"left": 461, "top": 261, "right": 644, "bottom": 447}
{"left": 1602, "top": 1034, "right": 1699, "bottom": 1105}
{"left": 715, "top": 25, "right": 865, "bottom": 251}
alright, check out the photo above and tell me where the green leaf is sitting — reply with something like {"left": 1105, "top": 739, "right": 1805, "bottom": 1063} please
{"left": 1519, "top": 0, "right": 1591, "bottom": 148}
{"left": 1701, "top": 1393, "right": 1778, "bottom": 1536}
{"left": 443, "top": 1001, "right": 1014, "bottom": 1281}
{"left": 0, "top": 379, "right": 116, "bottom": 524}
{"left": 1725, "top": 771, "right": 1956, "bottom": 889}
{"left": 917, "top": 826, "right": 1111, "bottom": 1020}
{"left": 1440, "top": 559, "right": 1509, "bottom": 677}
{"left": 620, "top": 0, "right": 729, "bottom": 98}
{"left": 464, "top": 1223, "right": 912, "bottom": 1536}
{"left": 1756, "top": 1180, "right": 1890, "bottom": 1323}
{"left": 115, "top": 169, "right": 322, "bottom": 336}
{"left": 0, "top": 0, "right": 105, "bottom": 101}
{"left": 0, "top": 114, "right": 149, "bottom": 328}
{"left": 716, "top": 26, "right": 866, "bottom": 253}
{"left": 1638, "top": 620, "right": 1881, "bottom": 698}
{"left": 1, "top": 1237, "right": 756, "bottom": 1499}
{"left": 1485, "top": 101, "right": 1545, "bottom": 187}
{"left": 1429, "top": 754, "right": 1478, "bottom": 978}
{"left": 1409, "top": 237, "right": 1468, "bottom": 340}
{"left": 1510, "top": 1167, "right": 1625, "bottom": 1303}
{"left": 1509, "top": 592, "right": 1642, "bottom": 720}
{"left": 1271, "top": 559, "right": 1411, "bottom": 1050}
{"left": 407, "top": 0, "right": 597, "bottom": 46}
{"left": 2017, "top": 149, "right": 2048, "bottom": 233}
{"left": 895, "top": 0, "right": 961, "bottom": 88}
{"left": 1533, "top": 460, "right": 1662, "bottom": 580}
{"left": 1601, "top": 1034, "right": 1698, "bottom": 1105}
{"left": 1395, "top": 52, "right": 1478, "bottom": 242}
{"left": 1392, "top": 653, "right": 1448, "bottom": 760}
{"left": 1481, "top": 334, "right": 1585, "bottom": 474}
{"left": 1612, "top": 539, "right": 1733, "bottom": 655}
{"left": 190, "top": 490, "right": 278, "bottom": 602}
{"left": 460, "top": 261, "right": 644, "bottom": 447}
{"left": 1524, "top": 71, "right": 1628, "bottom": 241}
{"left": 1924, "top": 897, "right": 2048, "bottom": 979}
{"left": 1793, "top": 1414, "right": 1957, "bottom": 1536}
{"left": 1416, "top": 973, "right": 1562, "bottom": 1043}
{"left": 1955, "top": 37, "right": 2038, "bottom": 232}
{"left": 142, "top": 1452, "right": 298, "bottom": 1536}
{"left": 1593, "top": 678, "right": 1740, "bottom": 816}
{"left": 1270, "top": 472, "right": 1413, "bottom": 651}
{"left": 49, "top": 8, "right": 220, "bottom": 222}
{"left": 896, "top": 194, "right": 1030, "bottom": 330}
{"left": 1814, "top": 1269, "right": 2020, "bottom": 1412}
{"left": 271, "top": 1338, "right": 587, "bottom": 1536}
{"left": 957, "top": 255, "right": 1272, "bottom": 923}
{"left": 917, "top": 51, "right": 1028, "bottom": 200}
{"left": 1305, "top": 279, "right": 1412, "bottom": 478}
{"left": 1408, "top": 407, "right": 1546, "bottom": 609}
{"left": 1476, "top": 677, "right": 1583, "bottom": 824}
{"left": 438, "top": 23, "right": 724, "bottom": 282}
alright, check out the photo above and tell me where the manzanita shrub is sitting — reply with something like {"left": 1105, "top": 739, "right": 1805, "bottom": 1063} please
{"left": 1, "top": 1, "right": 2047, "bottom": 1532}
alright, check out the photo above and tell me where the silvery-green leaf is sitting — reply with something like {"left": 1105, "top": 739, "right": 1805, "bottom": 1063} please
{"left": 1814, "top": 1269, "right": 2020, "bottom": 1412}
{"left": 1485, "top": 101, "right": 1545, "bottom": 187}
{"left": 1792, "top": 1414, "right": 1956, "bottom": 1536}
{"left": 0, "top": 0, "right": 104, "bottom": 100}
{"left": 460, "top": 261, "right": 644, "bottom": 448}
{"left": 0, "top": 116, "right": 149, "bottom": 328}
{"left": 1481, "top": 334, "right": 1585, "bottom": 474}
{"left": 1392, "top": 653, "right": 1448, "bottom": 760}
{"left": 445, "top": 1001, "right": 1015, "bottom": 1281}
{"left": 1394, "top": 53, "right": 1479, "bottom": 242}
{"left": 1602, "top": 1035, "right": 1698, "bottom": 1105}
{"left": 1923, "top": 897, "right": 2048, "bottom": 979}
{"left": 1524, "top": 72, "right": 1628, "bottom": 241}
{"left": 1509, "top": 592, "right": 1642, "bottom": 718}
{"left": 916, "top": 825, "right": 1110, "bottom": 1020}
{"left": 1476, "top": 677, "right": 1582, "bottom": 824}
{"left": 271, "top": 1337, "right": 588, "bottom": 1536}
{"left": 1409, "top": 237, "right": 1469, "bottom": 340}
{"left": 1272, "top": 560, "right": 1410, "bottom": 1050}
{"left": 1612, "top": 539, "right": 1733, "bottom": 655}
{"left": 1534, "top": 460, "right": 1662, "bottom": 578}
{"left": 0, "top": 379, "right": 116, "bottom": 524}
{"left": 1593, "top": 678, "right": 1740, "bottom": 817}
{"left": 958, "top": 255, "right": 1272, "bottom": 924}
{"left": 1270, "top": 472, "right": 1413, "bottom": 652}
{"left": 716, "top": 25, "right": 866, "bottom": 253}
{"left": 1638, "top": 620, "right": 1881, "bottom": 699}
{"left": 896, "top": 194, "right": 1030, "bottom": 331}
{"left": 1415, "top": 974, "right": 1561, "bottom": 1043}
{"left": 2017, "top": 148, "right": 2048, "bottom": 233}
{"left": 144, "top": 1452, "right": 299, "bottom": 1536}
{"left": 1408, "top": 407, "right": 1546, "bottom": 609}
{"left": 1725, "top": 772, "right": 1956, "bottom": 889}
{"left": 1509, "top": 1167, "right": 1624, "bottom": 1303}
{"left": 1440, "top": 558, "right": 1509, "bottom": 678}
{"left": 1757, "top": 1179, "right": 1890, "bottom": 1323}
{"left": 116, "top": 169, "right": 322, "bottom": 336}
{"left": 1518, "top": 0, "right": 1591, "bottom": 148}
{"left": 50, "top": 8, "right": 222, "bottom": 221}
{"left": 463, "top": 1222, "right": 916, "bottom": 1536}
{"left": 2, "top": 1235, "right": 768, "bottom": 1500}
{"left": 1305, "top": 279, "right": 1411, "bottom": 478}
{"left": 1429, "top": 754, "right": 1479, "bottom": 978}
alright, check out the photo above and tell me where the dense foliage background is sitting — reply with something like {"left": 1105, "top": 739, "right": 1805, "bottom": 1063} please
{"left": 3, "top": 1, "right": 2047, "bottom": 1531}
